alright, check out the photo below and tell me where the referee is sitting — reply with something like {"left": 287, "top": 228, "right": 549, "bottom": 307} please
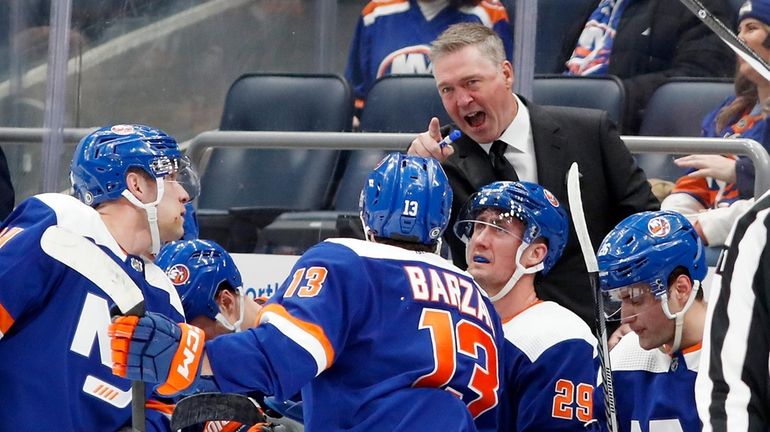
{"left": 696, "top": 190, "right": 770, "bottom": 431}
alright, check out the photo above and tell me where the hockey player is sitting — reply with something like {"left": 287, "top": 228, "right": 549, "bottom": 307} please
{"left": 595, "top": 210, "right": 708, "bottom": 432}
{"left": 0, "top": 124, "right": 199, "bottom": 431}
{"left": 110, "top": 153, "right": 506, "bottom": 431}
{"left": 156, "top": 239, "right": 304, "bottom": 431}
{"left": 156, "top": 239, "right": 263, "bottom": 338}
{"left": 454, "top": 180, "right": 599, "bottom": 431}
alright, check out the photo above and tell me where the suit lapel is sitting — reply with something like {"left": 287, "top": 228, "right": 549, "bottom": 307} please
{"left": 527, "top": 101, "right": 569, "bottom": 200}
{"left": 454, "top": 135, "right": 497, "bottom": 191}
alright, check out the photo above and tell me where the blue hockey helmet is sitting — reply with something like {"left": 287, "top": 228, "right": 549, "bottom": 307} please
{"left": 598, "top": 210, "right": 706, "bottom": 294}
{"left": 454, "top": 181, "right": 568, "bottom": 274}
{"left": 155, "top": 239, "right": 243, "bottom": 322}
{"left": 360, "top": 153, "right": 452, "bottom": 246}
{"left": 70, "top": 124, "right": 200, "bottom": 207}
{"left": 597, "top": 210, "right": 706, "bottom": 320}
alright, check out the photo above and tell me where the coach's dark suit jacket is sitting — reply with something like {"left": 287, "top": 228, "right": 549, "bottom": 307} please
{"left": 443, "top": 98, "right": 659, "bottom": 329}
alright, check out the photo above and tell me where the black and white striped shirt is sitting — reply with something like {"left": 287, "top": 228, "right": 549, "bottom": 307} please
{"left": 696, "top": 190, "right": 770, "bottom": 431}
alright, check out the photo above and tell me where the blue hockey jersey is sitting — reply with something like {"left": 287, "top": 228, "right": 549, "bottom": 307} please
{"left": 0, "top": 193, "right": 185, "bottom": 431}
{"left": 345, "top": 0, "right": 513, "bottom": 107}
{"left": 594, "top": 332, "right": 701, "bottom": 432}
{"left": 206, "top": 238, "right": 505, "bottom": 431}
{"left": 499, "top": 300, "right": 599, "bottom": 431}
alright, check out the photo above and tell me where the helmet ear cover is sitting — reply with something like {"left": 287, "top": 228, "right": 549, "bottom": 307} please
{"left": 359, "top": 153, "right": 452, "bottom": 246}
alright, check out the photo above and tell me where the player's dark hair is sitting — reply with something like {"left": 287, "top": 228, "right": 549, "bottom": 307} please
{"left": 667, "top": 266, "right": 704, "bottom": 301}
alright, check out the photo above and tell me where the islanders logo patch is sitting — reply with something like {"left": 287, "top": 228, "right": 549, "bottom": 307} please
{"left": 544, "top": 189, "right": 560, "bottom": 207}
{"left": 166, "top": 264, "right": 191, "bottom": 286}
{"left": 647, "top": 216, "right": 671, "bottom": 238}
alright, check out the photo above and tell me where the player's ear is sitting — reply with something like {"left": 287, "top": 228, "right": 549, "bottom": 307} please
{"left": 524, "top": 241, "right": 547, "bottom": 267}
{"left": 124, "top": 171, "right": 145, "bottom": 199}
{"left": 671, "top": 274, "right": 693, "bottom": 304}
{"left": 216, "top": 289, "right": 237, "bottom": 315}
{"left": 125, "top": 170, "right": 159, "bottom": 204}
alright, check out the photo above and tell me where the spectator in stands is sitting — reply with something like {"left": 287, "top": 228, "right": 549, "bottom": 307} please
{"left": 409, "top": 23, "right": 659, "bottom": 331}
{"left": 557, "top": 0, "right": 734, "bottom": 133}
{"left": 0, "top": 146, "right": 13, "bottom": 222}
{"left": 345, "top": 0, "right": 512, "bottom": 118}
{"left": 662, "top": 0, "right": 770, "bottom": 247}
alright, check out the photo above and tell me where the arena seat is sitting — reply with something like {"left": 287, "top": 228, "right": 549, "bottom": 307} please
{"left": 636, "top": 78, "right": 734, "bottom": 181}
{"left": 359, "top": 74, "right": 451, "bottom": 132}
{"left": 532, "top": 74, "right": 626, "bottom": 130}
{"left": 196, "top": 73, "right": 353, "bottom": 251}
{"left": 261, "top": 75, "right": 451, "bottom": 254}
{"left": 336, "top": 74, "right": 451, "bottom": 211}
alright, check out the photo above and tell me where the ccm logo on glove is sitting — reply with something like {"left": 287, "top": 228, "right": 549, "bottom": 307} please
{"left": 157, "top": 323, "right": 204, "bottom": 395}
{"left": 177, "top": 326, "right": 203, "bottom": 378}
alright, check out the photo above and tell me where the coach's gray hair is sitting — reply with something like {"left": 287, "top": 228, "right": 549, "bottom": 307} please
{"left": 430, "top": 23, "right": 506, "bottom": 65}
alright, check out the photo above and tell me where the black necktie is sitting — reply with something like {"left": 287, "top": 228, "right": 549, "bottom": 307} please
{"left": 489, "top": 140, "right": 518, "bottom": 181}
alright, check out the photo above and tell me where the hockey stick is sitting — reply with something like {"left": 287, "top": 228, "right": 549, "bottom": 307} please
{"left": 566, "top": 163, "right": 618, "bottom": 432}
{"left": 41, "top": 226, "right": 147, "bottom": 432}
{"left": 122, "top": 302, "right": 146, "bottom": 432}
{"left": 678, "top": 0, "right": 770, "bottom": 82}
{"left": 171, "top": 393, "right": 267, "bottom": 430}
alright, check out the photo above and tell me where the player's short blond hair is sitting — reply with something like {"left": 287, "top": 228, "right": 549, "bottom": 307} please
{"left": 430, "top": 23, "right": 505, "bottom": 66}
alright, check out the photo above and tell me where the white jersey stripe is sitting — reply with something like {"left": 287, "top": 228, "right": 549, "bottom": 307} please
{"left": 260, "top": 310, "right": 329, "bottom": 376}
{"left": 721, "top": 207, "right": 769, "bottom": 430}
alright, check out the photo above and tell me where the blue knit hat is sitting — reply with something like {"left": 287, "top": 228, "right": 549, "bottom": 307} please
{"left": 739, "top": 0, "right": 770, "bottom": 26}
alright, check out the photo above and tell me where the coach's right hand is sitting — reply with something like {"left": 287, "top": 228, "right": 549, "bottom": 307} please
{"left": 408, "top": 117, "right": 455, "bottom": 162}
{"left": 109, "top": 312, "right": 207, "bottom": 397}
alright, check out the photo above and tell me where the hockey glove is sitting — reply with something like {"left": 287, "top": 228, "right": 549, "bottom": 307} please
{"left": 109, "top": 312, "right": 206, "bottom": 397}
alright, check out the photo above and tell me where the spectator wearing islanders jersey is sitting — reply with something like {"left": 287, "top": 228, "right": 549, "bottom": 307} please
{"left": 663, "top": 0, "right": 770, "bottom": 247}
{"left": 345, "top": 0, "right": 512, "bottom": 117}
{"left": 559, "top": 0, "right": 733, "bottom": 133}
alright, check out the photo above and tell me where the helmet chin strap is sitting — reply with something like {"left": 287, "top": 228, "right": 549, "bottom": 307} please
{"left": 121, "top": 178, "right": 165, "bottom": 255}
{"left": 661, "top": 280, "right": 700, "bottom": 353}
{"left": 215, "top": 289, "right": 246, "bottom": 333}
{"left": 489, "top": 242, "right": 543, "bottom": 303}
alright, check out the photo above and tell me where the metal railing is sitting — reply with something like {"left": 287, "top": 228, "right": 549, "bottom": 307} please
{"left": 1, "top": 128, "right": 769, "bottom": 200}
{"left": 186, "top": 131, "right": 770, "bottom": 198}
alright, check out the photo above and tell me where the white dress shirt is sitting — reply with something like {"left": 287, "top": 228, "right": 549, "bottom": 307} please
{"left": 478, "top": 94, "right": 538, "bottom": 182}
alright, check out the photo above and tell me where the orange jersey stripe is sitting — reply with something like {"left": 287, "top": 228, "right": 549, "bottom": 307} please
{"left": 480, "top": 0, "right": 510, "bottom": 24}
{"left": 681, "top": 342, "right": 702, "bottom": 355}
{"left": 0, "top": 227, "right": 23, "bottom": 250}
{"left": 258, "top": 303, "right": 336, "bottom": 371}
{"left": 672, "top": 176, "right": 715, "bottom": 207}
{"left": 0, "top": 303, "right": 14, "bottom": 337}
{"left": 362, "top": 0, "right": 408, "bottom": 16}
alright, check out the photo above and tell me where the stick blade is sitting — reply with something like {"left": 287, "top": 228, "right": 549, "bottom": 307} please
{"left": 171, "top": 393, "right": 265, "bottom": 430}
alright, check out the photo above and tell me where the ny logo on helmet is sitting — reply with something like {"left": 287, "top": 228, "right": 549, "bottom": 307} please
{"left": 166, "top": 264, "right": 190, "bottom": 286}
{"left": 647, "top": 216, "right": 671, "bottom": 238}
